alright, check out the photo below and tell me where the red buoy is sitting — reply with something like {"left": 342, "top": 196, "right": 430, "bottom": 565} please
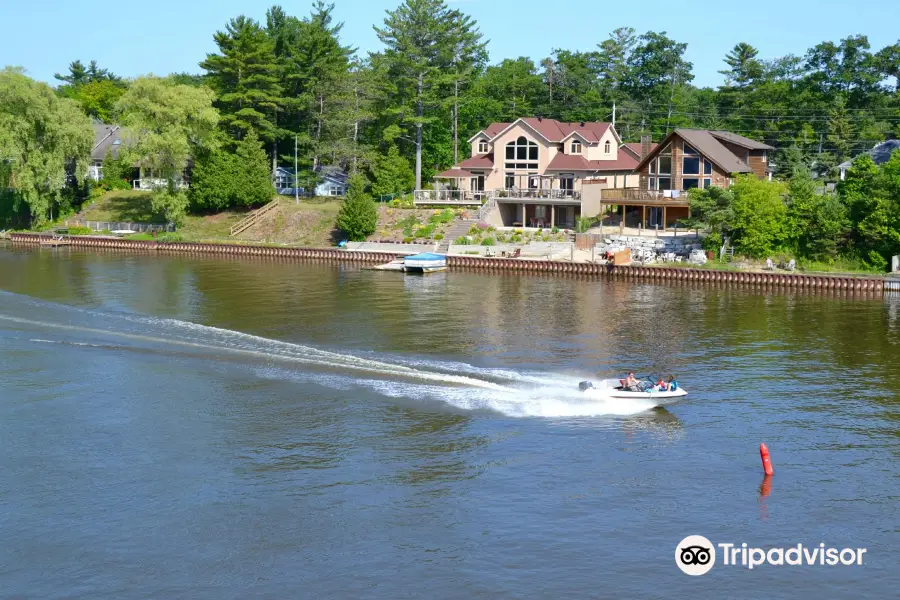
{"left": 760, "top": 443, "right": 774, "bottom": 476}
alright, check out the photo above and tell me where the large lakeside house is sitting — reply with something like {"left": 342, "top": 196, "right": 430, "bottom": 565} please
{"left": 419, "top": 117, "right": 776, "bottom": 230}
{"left": 422, "top": 117, "right": 645, "bottom": 229}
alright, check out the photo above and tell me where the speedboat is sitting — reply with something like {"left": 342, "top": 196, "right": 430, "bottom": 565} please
{"left": 578, "top": 378, "right": 688, "bottom": 400}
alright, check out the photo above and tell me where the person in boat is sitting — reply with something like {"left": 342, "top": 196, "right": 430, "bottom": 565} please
{"left": 623, "top": 371, "right": 641, "bottom": 391}
{"left": 660, "top": 375, "right": 677, "bottom": 391}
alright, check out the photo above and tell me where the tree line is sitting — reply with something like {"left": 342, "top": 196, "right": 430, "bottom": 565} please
{"left": 2, "top": 0, "right": 900, "bottom": 240}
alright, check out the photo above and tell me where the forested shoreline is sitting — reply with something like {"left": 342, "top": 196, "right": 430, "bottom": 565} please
{"left": 2, "top": 0, "right": 900, "bottom": 267}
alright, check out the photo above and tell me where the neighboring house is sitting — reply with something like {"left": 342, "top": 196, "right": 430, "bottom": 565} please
{"left": 274, "top": 165, "right": 348, "bottom": 198}
{"left": 610, "top": 129, "right": 775, "bottom": 228}
{"left": 88, "top": 123, "right": 126, "bottom": 181}
{"left": 838, "top": 137, "right": 900, "bottom": 180}
{"left": 425, "top": 117, "right": 643, "bottom": 228}
{"left": 87, "top": 122, "right": 189, "bottom": 191}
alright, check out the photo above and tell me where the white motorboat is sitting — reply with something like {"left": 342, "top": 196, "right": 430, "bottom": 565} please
{"left": 579, "top": 378, "right": 687, "bottom": 400}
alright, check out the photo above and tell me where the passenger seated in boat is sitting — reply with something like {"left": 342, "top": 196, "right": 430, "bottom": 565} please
{"left": 661, "top": 375, "right": 678, "bottom": 391}
{"left": 621, "top": 371, "right": 641, "bottom": 391}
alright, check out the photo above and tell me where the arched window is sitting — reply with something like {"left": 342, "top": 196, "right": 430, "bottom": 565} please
{"left": 604, "top": 140, "right": 611, "bottom": 154}
{"left": 504, "top": 136, "right": 539, "bottom": 170}
{"left": 477, "top": 139, "right": 489, "bottom": 154}
{"left": 570, "top": 140, "right": 582, "bottom": 154}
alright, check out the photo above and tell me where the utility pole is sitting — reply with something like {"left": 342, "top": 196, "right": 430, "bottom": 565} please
{"left": 294, "top": 135, "right": 299, "bottom": 205}
{"left": 612, "top": 102, "right": 616, "bottom": 128}
{"left": 453, "top": 76, "right": 459, "bottom": 165}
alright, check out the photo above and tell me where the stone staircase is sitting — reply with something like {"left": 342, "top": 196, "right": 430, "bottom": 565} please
{"left": 437, "top": 219, "right": 476, "bottom": 253}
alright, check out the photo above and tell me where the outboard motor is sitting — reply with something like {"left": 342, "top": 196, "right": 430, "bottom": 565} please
{"left": 578, "top": 381, "right": 594, "bottom": 392}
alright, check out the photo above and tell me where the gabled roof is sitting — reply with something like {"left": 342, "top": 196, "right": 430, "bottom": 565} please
{"left": 708, "top": 130, "right": 774, "bottom": 151}
{"left": 316, "top": 165, "right": 348, "bottom": 184}
{"left": 838, "top": 139, "right": 900, "bottom": 169}
{"left": 622, "top": 142, "right": 658, "bottom": 160}
{"left": 457, "top": 153, "right": 494, "bottom": 169}
{"left": 477, "top": 118, "right": 615, "bottom": 144}
{"left": 546, "top": 153, "right": 639, "bottom": 172}
{"left": 466, "top": 122, "right": 510, "bottom": 143}
{"left": 435, "top": 168, "right": 472, "bottom": 178}
{"left": 635, "top": 129, "right": 756, "bottom": 175}
{"left": 91, "top": 123, "right": 127, "bottom": 160}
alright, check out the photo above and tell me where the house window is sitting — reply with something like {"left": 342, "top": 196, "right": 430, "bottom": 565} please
{"left": 535, "top": 205, "right": 547, "bottom": 219}
{"left": 648, "top": 177, "right": 656, "bottom": 190}
{"left": 604, "top": 140, "right": 611, "bottom": 153}
{"left": 761, "top": 150, "right": 767, "bottom": 163}
{"left": 683, "top": 156, "right": 701, "bottom": 175}
{"left": 505, "top": 136, "right": 539, "bottom": 171}
{"left": 683, "top": 142, "right": 699, "bottom": 155}
{"left": 658, "top": 177, "right": 671, "bottom": 190}
{"left": 478, "top": 139, "right": 489, "bottom": 154}
{"left": 703, "top": 178, "right": 712, "bottom": 189}
{"left": 683, "top": 178, "right": 700, "bottom": 190}
{"left": 571, "top": 140, "right": 582, "bottom": 154}
{"left": 505, "top": 174, "right": 516, "bottom": 189}
{"left": 658, "top": 156, "right": 672, "bottom": 175}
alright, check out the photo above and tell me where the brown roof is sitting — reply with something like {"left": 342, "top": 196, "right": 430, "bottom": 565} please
{"left": 546, "top": 153, "right": 638, "bottom": 172}
{"left": 486, "top": 118, "right": 613, "bottom": 143}
{"left": 435, "top": 168, "right": 471, "bottom": 178}
{"left": 635, "top": 129, "right": 758, "bottom": 175}
{"left": 708, "top": 130, "right": 774, "bottom": 150}
{"left": 457, "top": 153, "right": 494, "bottom": 169}
{"left": 623, "top": 142, "right": 658, "bottom": 159}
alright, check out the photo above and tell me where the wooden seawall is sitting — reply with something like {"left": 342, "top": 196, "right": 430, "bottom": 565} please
{"left": 9, "top": 233, "right": 889, "bottom": 294}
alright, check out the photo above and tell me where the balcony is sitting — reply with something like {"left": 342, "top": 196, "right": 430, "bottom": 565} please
{"left": 413, "top": 190, "right": 486, "bottom": 205}
{"left": 492, "top": 188, "right": 581, "bottom": 201}
{"left": 599, "top": 188, "right": 690, "bottom": 206}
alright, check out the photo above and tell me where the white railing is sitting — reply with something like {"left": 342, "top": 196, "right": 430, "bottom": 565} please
{"left": 476, "top": 197, "right": 497, "bottom": 221}
{"left": 491, "top": 188, "right": 581, "bottom": 200}
{"left": 414, "top": 189, "right": 486, "bottom": 204}
{"left": 133, "top": 179, "right": 188, "bottom": 191}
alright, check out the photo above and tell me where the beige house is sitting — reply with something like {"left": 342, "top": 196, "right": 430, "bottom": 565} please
{"left": 420, "top": 117, "right": 642, "bottom": 228}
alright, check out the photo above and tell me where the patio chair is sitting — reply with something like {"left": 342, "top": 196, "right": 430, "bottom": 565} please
{"left": 502, "top": 248, "right": 521, "bottom": 259}
{"left": 765, "top": 258, "right": 775, "bottom": 270}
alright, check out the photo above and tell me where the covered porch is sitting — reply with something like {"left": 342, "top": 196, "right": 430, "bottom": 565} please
{"left": 496, "top": 200, "right": 581, "bottom": 229}
{"left": 600, "top": 189, "right": 691, "bottom": 230}
{"left": 417, "top": 168, "right": 487, "bottom": 205}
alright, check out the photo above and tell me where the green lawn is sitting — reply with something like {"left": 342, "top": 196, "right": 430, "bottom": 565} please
{"left": 79, "top": 191, "right": 163, "bottom": 223}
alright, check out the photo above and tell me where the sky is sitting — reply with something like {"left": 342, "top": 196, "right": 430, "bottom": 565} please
{"left": 2, "top": 0, "right": 898, "bottom": 89}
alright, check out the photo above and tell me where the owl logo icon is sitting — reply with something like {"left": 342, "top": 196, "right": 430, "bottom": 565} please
{"left": 676, "top": 536, "right": 716, "bottom": 575}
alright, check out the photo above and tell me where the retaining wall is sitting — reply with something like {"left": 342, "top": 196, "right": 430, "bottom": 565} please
{"left": 9, "top": 233, "right": 887, "bottom": 293}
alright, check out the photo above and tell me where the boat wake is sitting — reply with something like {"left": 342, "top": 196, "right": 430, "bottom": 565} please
{"left": 0, "top": 292, "right": 659, "bottom": 418}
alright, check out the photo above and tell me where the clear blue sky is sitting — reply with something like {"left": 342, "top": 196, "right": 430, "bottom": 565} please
{"left": 3, "top": 0, "right": 897, "bottom": 89}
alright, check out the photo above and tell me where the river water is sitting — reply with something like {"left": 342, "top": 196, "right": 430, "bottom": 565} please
{"left": 0, "top": 245, "right": 897, "bottom": 598}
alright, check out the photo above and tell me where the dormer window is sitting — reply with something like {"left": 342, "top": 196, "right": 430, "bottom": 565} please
{"left": 478, "top": 139, "right": 489, "bottom": 154}
{"left": 570, "top": 140, "right": 582, "bottom": 154}
{"left": 604, "top": 140, "right": 611, "bottom": 153}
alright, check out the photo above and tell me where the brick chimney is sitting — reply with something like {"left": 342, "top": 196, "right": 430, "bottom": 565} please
{"left": 640, "top": 135, "right": 652, "bottom": 159}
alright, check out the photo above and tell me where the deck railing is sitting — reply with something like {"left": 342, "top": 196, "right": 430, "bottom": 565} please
{"left": 413, "top": 190, "right": 486, "bottom": 205}
{"left": 600, "top": 188, "right": 690, "bottom": 205}
{"left": 230, "top": 199, "right": 281, "bottom": 236}
{"left": 491, "top": 188, "right": 581, "bottom": 200}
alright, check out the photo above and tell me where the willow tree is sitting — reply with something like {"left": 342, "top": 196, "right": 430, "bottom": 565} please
{"left": 0, "top": 67, "right": 93, "bottom": 228}
{"left": 114, "top": 76, "right": 219, "bottom": 224}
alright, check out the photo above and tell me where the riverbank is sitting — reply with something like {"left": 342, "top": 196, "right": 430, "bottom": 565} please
{"left": 8, "top": 233, "right": 890, "bottom": 294}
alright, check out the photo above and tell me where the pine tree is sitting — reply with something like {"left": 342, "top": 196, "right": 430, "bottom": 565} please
{"left": 200, "top": 16, "right": 284, "bottom": 170}
{"left": 370, "top": 145, "right": 415, "bottom": 198}
{"left": 373, "top": 0, "right": 487, "bottom": 189}
{"left": 336, "top": 174, "right": 377, "bottom": 240}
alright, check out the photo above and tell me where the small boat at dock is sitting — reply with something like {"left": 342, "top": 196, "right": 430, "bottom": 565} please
{"left": 403, "top": 252, "right": 447, "bottom": 274}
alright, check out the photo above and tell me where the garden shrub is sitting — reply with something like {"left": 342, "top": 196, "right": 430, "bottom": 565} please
{"left": 434, "top": 233, "right": 444, "bottom": 241}
{"left": 66, "top": 225, "right": 93, "bottom": 235}
{"left": 481, "top": 237, "right": 495, "bottom": 246}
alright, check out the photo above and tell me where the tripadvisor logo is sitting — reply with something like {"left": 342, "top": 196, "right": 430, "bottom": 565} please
{"left": 676, "top": 535, "right": 716, "bottom": 576}
{"left": 675, "top": 536, "right": 868, "bottom": 575}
